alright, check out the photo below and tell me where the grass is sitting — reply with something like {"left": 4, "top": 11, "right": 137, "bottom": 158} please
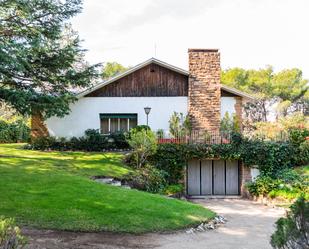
{"left": 0, "top": 144, "right": 215, "bottom": 233}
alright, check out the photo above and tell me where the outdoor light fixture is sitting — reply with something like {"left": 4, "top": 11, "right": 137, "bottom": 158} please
{"left": 144, "top": 107, "right": 151, "bottom": 126}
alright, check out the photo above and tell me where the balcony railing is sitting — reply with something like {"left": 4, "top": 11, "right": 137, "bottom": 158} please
{"left": 156, "top": 130, "right": 233, "bottom": 145}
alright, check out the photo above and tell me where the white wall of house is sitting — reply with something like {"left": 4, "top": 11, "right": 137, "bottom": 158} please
{"left": 221, "top": 97, "right": 237, "bottom": 119}
{"left": 46, "top": 97, "right": 188, "bottom": 137}
{"left": 46, "top": 95, "right": 238, "bottom": 138}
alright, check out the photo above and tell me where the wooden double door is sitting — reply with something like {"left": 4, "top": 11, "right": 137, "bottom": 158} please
{"left": 187, "top": 159, "right": 240, "bottom": 196}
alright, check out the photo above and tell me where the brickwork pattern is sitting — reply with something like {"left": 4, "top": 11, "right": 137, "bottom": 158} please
{"left": 188, "top": 49, "right": 221, "bottom": 133}
{"left": 239, "top": 162, "right": 252, "bottom": 197}
{"left": 235, "top": 96, "right": 243, "bottom": 131}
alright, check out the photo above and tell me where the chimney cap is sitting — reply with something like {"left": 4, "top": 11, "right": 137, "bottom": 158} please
{"left": 188, "top": 48, "right": 219, "bottom": 53}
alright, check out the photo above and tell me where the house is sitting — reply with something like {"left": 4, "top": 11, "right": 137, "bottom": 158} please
{"left": 31, "top": 49, "right": 256, "bottom": 197}
{"left": 31, "top": 49, "right": 253, "bottom": 138}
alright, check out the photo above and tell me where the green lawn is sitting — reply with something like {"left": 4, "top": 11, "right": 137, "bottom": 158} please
{"left": 0, "top": 144, "right": 215, "bottom": 233}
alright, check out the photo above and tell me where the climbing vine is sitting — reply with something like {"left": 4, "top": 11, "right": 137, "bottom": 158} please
{"left": 154, "top": 133, "right": 303, "bottom": 178}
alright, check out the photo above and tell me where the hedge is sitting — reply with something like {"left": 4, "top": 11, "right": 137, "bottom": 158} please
{"left": 0, "top": 119, "right": 30, "bottom": 143}
{"left": 151, "top": 133, "right": 308, "bottom": 184}
{"left": 28, "top": 129, "right": 130, "bottom": 151}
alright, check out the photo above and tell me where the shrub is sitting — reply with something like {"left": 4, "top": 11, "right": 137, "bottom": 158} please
{"left": 240, "top": 140, "right": 295, "bottom": 177}
{"left": 0, "top": 119, "right": 30, "bottom": 143}
{"left": 247, "top": 176, "right": 281, "bottom": 197}
{"left": 156, "top": 129, "right": 164, "bottom": 138}
{"left": 297, "top": 141, "right": 309, "bottom": 166}
{"left": 280, "top": 112, "right": 309, "bottom": 130}
{"left": 130, "top": 125, "right": 150, "bottom": 133}
{"left": 0, "top": 217, "right": 26, "bottom": 249}
{"left": 288, "top": 128, "right": 309, "bottom": 146}
{"left": 163, "top": 184, "right": 184, "bottom": 196}
{"left": 29, "top": 136, "right": 58, "bottom": 150}
{"left": 220, "top": 112, "right": 240, "bottom": 133}
{"left": 270, "top": 196, "right": 309, "bottom": 249}
{"left": 123, "top": 151, "right": 137, "bottom": 167}
{"left": 126, "top": 164, "right": 167, "bottom": 193}
{"left": 151, "top": 143, "right": 186, "bottom": 184}
{"left": 108, "top": 132, "right": 128, "bottom": 149}
{"left": 150, "top": 137, "right": 301, "bottom": 185}
{"left": 247, "top": 168, "right": 309, "bottom": 200}
{"left": 277, "top": 168, "right": 303, "bottom": 185}
{"left": 268, "top": 189, "right": 308, "bottom": 201}
{"left": 127, "top": 129, "right": 157, "bottom": 168}
{"left": 253, "top": 121, "right": 284, "bottom": 141}
{"left": 168, "top": 112, "right": 191, "bottom": 137}
{"left": 250, "top": 113, "right": 309, "bottom": 141}
{"left": 29, "top": 129, "right": 130, "bottom": 151}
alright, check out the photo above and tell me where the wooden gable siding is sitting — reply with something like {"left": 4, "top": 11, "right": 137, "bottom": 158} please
{"left": 85, "top": 63, "right": 189, "bottom": 97}
{"left": 221, "top": 89, "right": 239, "bottom": 97}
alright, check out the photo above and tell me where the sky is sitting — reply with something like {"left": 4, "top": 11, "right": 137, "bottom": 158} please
{"left": 71, "top": 0, "right": 309, "bottom": 78}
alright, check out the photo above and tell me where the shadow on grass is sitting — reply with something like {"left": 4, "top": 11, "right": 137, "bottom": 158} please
{"left": 0, "top": 144, "right": 215, "bottom": 233}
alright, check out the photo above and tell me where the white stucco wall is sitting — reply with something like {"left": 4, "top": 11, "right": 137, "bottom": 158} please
{"left": 221, "top": 97, "right": 236, "bottom": 118}
{"left": 46, "top": 95, "right": 238, "bottom": 138}
{"left": 46, "top": 97, "right": 188, "bottom": 137}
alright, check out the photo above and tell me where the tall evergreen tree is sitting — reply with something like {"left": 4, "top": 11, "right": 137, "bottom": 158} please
{"left": 0, "top": 0, "right": 100, "bottom": 118}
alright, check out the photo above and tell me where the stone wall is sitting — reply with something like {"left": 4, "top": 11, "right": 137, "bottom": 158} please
{"left": 239, "top": 162, "right": 252, "bottom": 198}
{"left": 234, "top": 96, "right": 243, "bottom": 130}
{"left": 188, "top": 49, "right": 221, "bottom": 133}
{"left": 31, "top": 112, "right": 49, "bottom": 139}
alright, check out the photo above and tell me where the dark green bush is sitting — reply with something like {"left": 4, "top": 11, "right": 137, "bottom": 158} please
{"left": 277, "top": 168, "right": 303, "bottom": 184}
{"left": 240, "top": 140, "right": 295, "bottom": 177}
{"left": 28, "top": 136, "right": 56, "bottom": 150}
{"left": 29, "top": 129, "right": 130, "bottom": 151}
{"left": 287, "top": 128, "right": 309, "bottom": 166}
{"left": 126, "top": 164, "right": 167, "bottom": 193}
{"left": 149, "top": 135, "right": 304, "bottom": 186}
{"left": 270, "top": 196, "right": 309, "bottom": 249}
{"left": 0, "top": 119, "right": 30, "bottom": 143}
{"left": 151, "top": 143, "right": 186, "bottom": 184}
{"left": 247, "top": 176, "right": 281, "bottom": 197}
{"left": 288, "top": 128, "right": 309, "bottom": 146}
{"left": 295, "top": 141, "right": 309, "bottom": 166}
{"left": 109, "top": 132, "right": 128, "bottom": 149}
{"left": 247, "top": 168, "right": 308, "bottom": 199}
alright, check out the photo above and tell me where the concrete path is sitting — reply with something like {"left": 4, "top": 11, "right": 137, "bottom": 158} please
{"left": 24, "top": 199, "right": 285, "bottom": 249}
{"left": 150, "top": 199, "right": 285, "bottom": 249}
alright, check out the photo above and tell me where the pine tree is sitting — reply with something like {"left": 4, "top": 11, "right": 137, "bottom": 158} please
{"left": 0, "top": 0, "right": 100, "bottom": 118}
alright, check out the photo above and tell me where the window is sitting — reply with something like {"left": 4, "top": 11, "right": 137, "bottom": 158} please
{"left": 100, "top": 114, "right": 138, "bottom": 134}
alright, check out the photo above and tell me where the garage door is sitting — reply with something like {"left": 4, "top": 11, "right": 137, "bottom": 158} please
{"left": 187, "top": 159, "right": 239, "bottom": 196}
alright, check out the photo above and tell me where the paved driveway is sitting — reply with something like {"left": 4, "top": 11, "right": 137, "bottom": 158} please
{"left": 24, "top": 199, "right": 285, "bottom": 249}
{"left": 162, "top": 199, "right": 285, "bottom": 249}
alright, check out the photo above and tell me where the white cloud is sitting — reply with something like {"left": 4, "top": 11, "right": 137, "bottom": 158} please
{"left": 71, "top": 0, "right": 309, "bottom": 78}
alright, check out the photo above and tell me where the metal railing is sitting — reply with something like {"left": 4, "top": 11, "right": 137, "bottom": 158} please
{"left": 243, "top": 130, "right": 289, "bottom": 142}
{"left": 156, "top": 130, "right": 232, "bottom": 144}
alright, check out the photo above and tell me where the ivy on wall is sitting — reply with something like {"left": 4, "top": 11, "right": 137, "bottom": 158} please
{"left": 154, "top": 133, "right": 306, "bottom": 178}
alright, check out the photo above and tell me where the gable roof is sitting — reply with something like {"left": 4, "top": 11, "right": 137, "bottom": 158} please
{"left": 77, "top": 58, "right": 254, "bottom": 100}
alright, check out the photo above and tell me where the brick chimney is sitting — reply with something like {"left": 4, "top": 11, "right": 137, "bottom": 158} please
{"left": 188, "top": 49, "right": 221, "bottom": 133}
